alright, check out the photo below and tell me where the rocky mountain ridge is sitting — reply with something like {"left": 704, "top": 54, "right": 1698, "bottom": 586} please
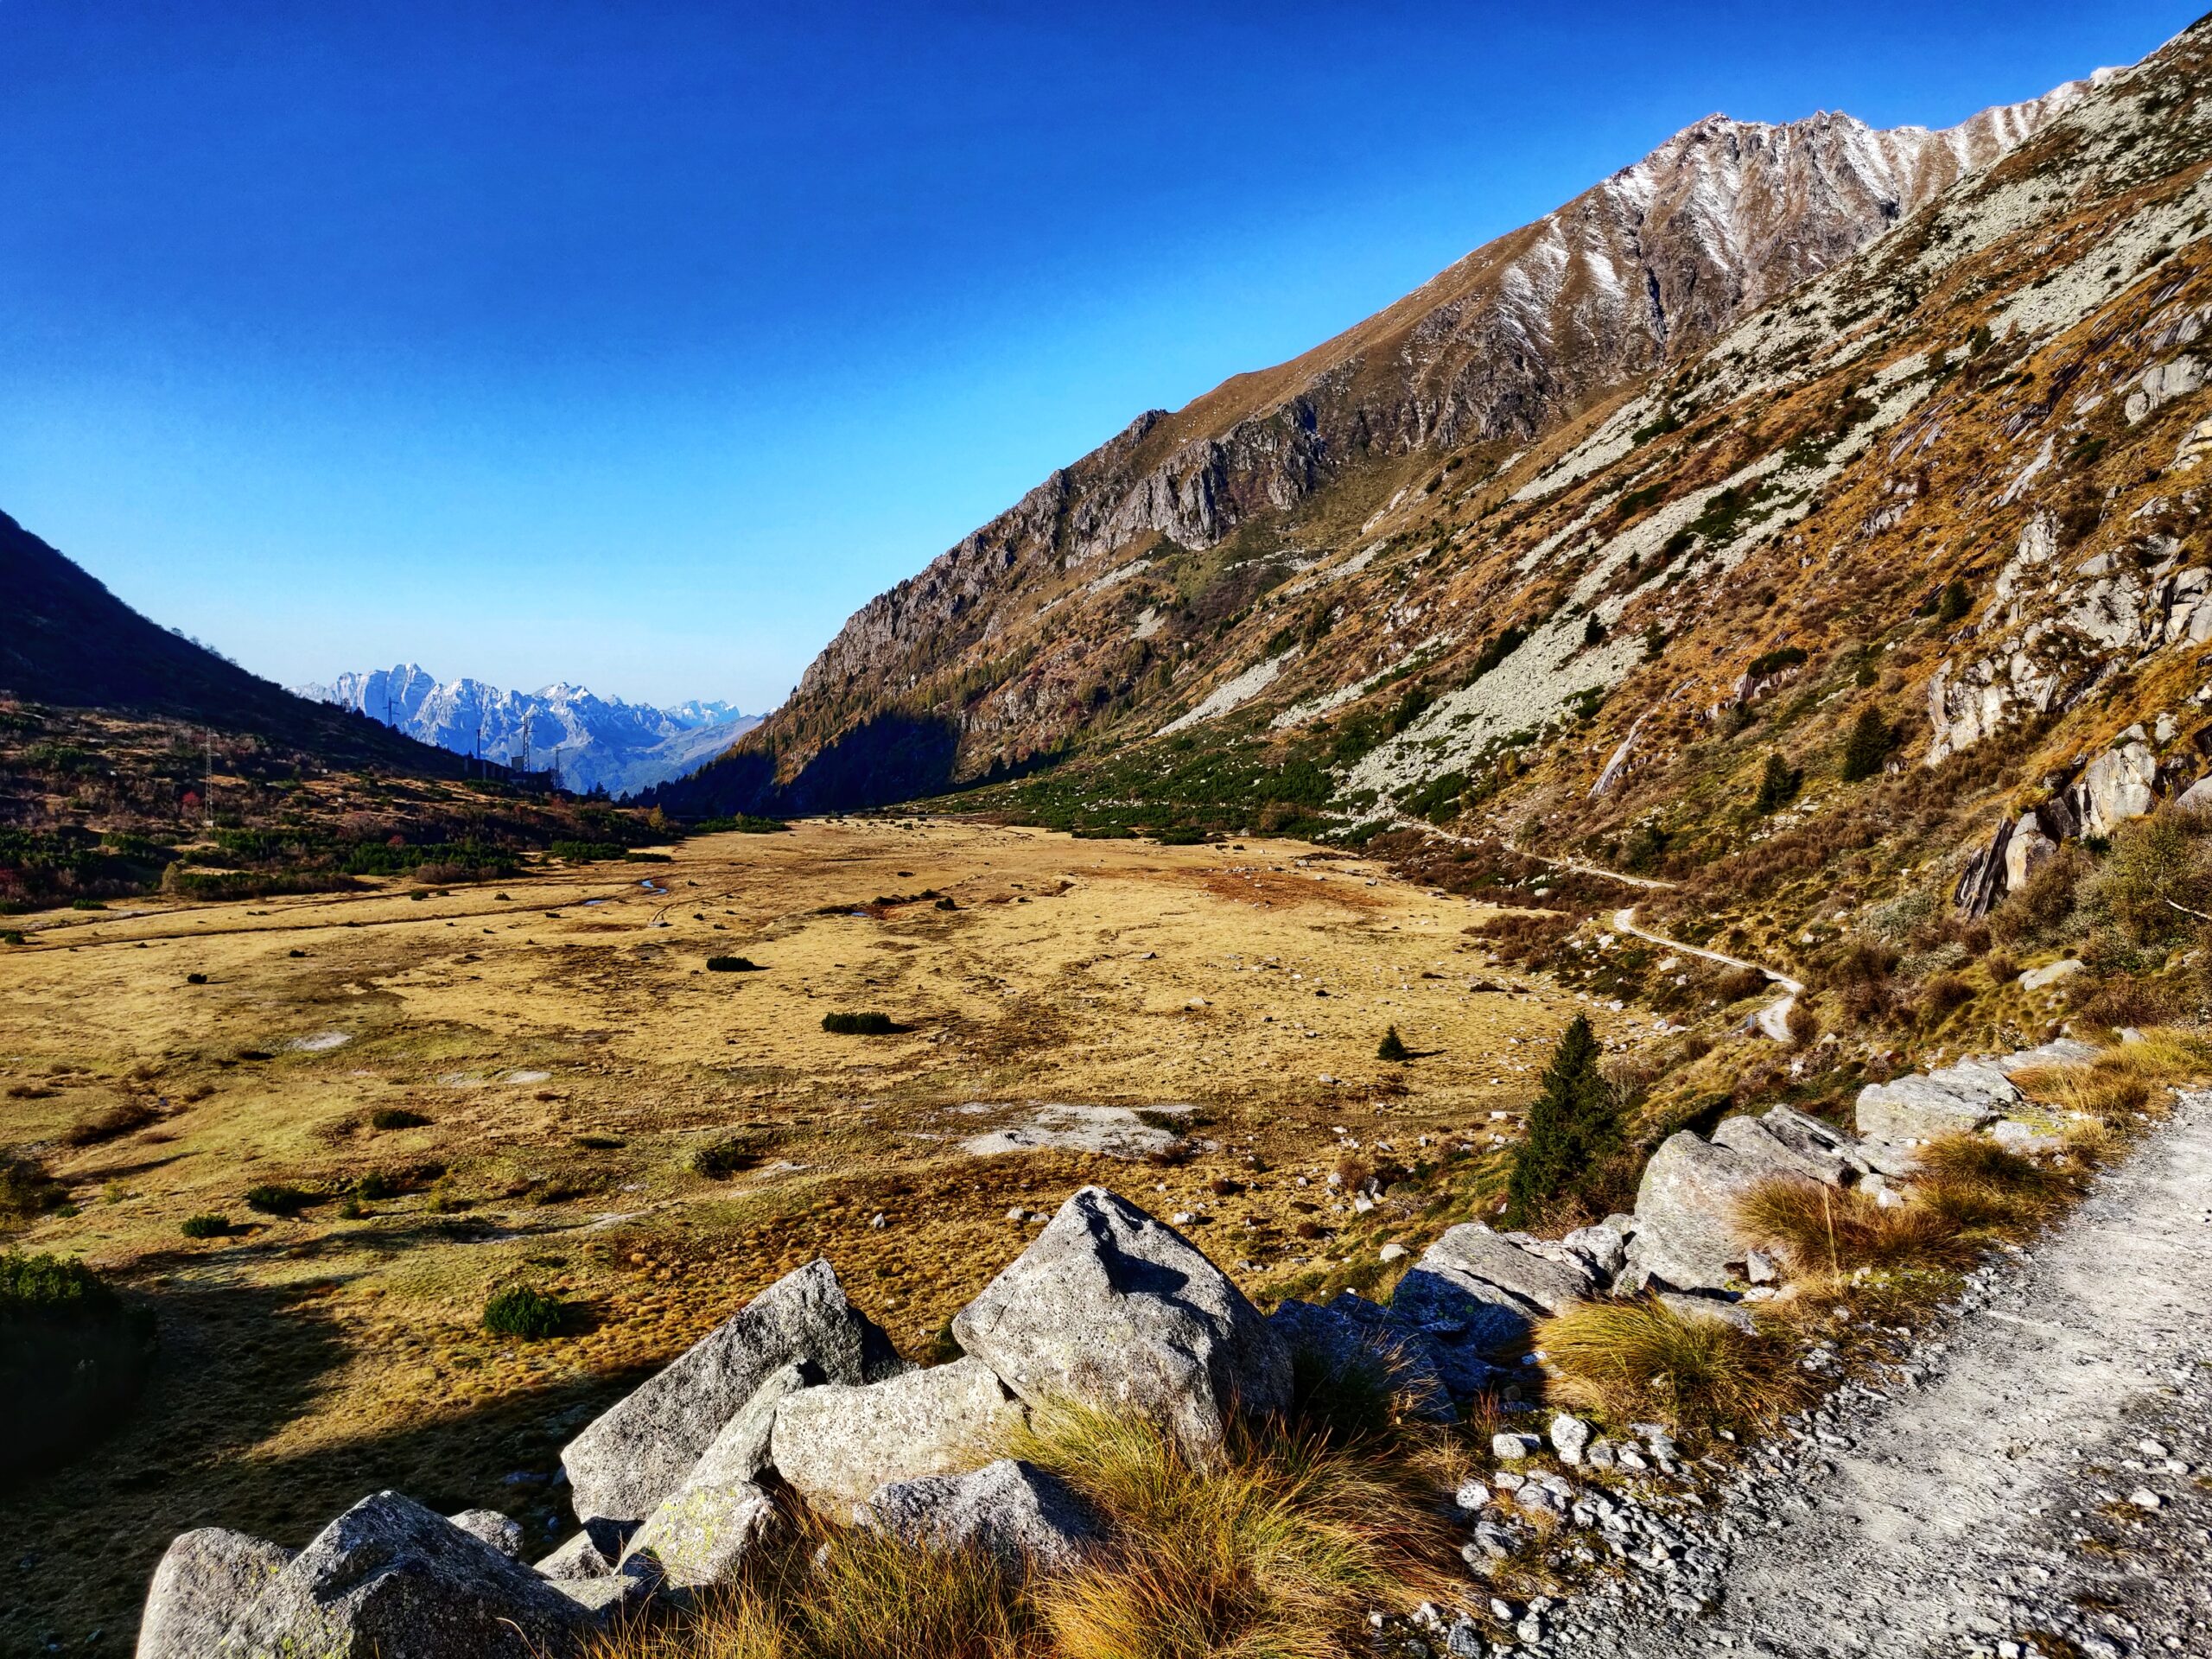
{"left": 296, "top": 665, "right": 757, "bottom": 798}
{"left": 664, "top": 66, "right": 2107, "bottom": 812}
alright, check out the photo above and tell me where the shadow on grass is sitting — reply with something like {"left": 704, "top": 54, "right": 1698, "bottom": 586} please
{"left": 0, "top": 1271, "right": 638, "bottom": 1655}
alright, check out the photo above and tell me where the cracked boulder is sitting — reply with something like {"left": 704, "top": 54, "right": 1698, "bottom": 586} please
{"left": 137, "top": 1529, "right": 294, "bottom": 1659}
{"left": 1857, "top": 1062, "right": 2020, "bottom": 1147}
{"left": 209, "top": 1491, "right": 596, "bottom": 1659}
{"left": 771, "top": 1356, "right": 1027, "bottom": 1509}
{"left": 950, "top": 1186, "right": 1290, "bottom": 1462}
{"left": 1625, "top": 1132, "right": 1817, "bottom": 1293}
{"left": 863, "top": 1459, "right": 1105, "bottom": 1573}
{"left": 562, "top": 1258, "right": 905, "bottom": 1534}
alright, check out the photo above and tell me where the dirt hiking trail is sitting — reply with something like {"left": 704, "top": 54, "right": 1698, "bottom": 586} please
{"left": 1569, "top": 1089, "right": 2212, "bottom": 1657}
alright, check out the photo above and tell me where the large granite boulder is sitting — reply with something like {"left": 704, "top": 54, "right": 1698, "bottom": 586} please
{"left": 209, "top": 1491, "right": 596, "bottom": 1659}
{"left": 1266, "top": 1296, "right": 1453, "bottom": 1421}
{"left": 1624, "top": 1133, "right": 1816, "bottom": 1293}
{"left": 1389, "top": 1220, "right": 1592, "bottom": 1361}
{"left": 1421, "top": 1224, "right": 1598, "bottom": 1313}
{"left": 618, "top": 1361, "right": 810, "bottom": 1586}
{"left": 1713, "top": 1116, "right": 1847, "bottom": 1186}
{"left": 1856, "top": 1062, "right": 2019, "bottom": 1147}
{"left": 950, "top": 1187, "right": 1291, "bottom": 1462}
{"left": 562, "top": 1258, "right": 904, "bottom": 1533}
{"left": 864, "top": 1459, "right": 1105, "bottom": 1573}
{"left": 137, "top": 1529, "right": 293, "bottom": 1659}
{"left": 771, "top": 1356, "right": 1027, "bottom": 1509}
{"left": 444, "top": 1510, "right": 524, "bottom": 1560}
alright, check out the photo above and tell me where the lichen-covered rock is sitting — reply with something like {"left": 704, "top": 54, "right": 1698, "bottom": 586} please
{"left": 863, "top": 1459, "right": 1105, "bottom": 1573}
{"left": 211, "top": 1491, "right": 595, "bottom": 1659}
{"left": 532, "top": 1530, "right": 613, "bottom": 1580}
{"left": 618, "top": 1479, "right": 777, "bottom": 1589}
{"left": 950, "top": 1187, "right": 1290, "bottom": 1462}
{"left": 1266, "top": 1296, "right": 1453, "bottom": 1420}
{"left": 137, "top": 1529, "right": 293, "bottom": 1659}
{"left": 1856, "top": 1063, "right": 2018, "bottom": 1146}
{"left": 771, "top": 1356, "right": 1027, "bottom": 1509}
{"left": 562, "top": 1259, "right": 903, "bottom": 1531}
{"left": 1625, "top": 1133, "right": 1815, "bottom": 1292}
{"left": 445, "top": 1510, "right": 524, "bottom": 1560}
{"left": 1713, "top": 1114, "right": 1847, "bottom": 1185}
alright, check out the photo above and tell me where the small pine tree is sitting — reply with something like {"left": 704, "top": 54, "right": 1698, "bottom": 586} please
{"left": 1377, "top": 1025, "right": 1409, "bottom": 1062}
{"left": 1936, "top": 580, "right": 1972, "bottom": 626}
{"left": 1752, "top": 752, "right": 1800, "bottom": 815}
{"left": 1840, "top": 706, "right": 1892, "bottom": 782}
{"left": 1582, "top": 613, "right": 1607, "bottom": 647}
{"left": 1503, "top": 1015, "right": 1622, "bottom": 1227}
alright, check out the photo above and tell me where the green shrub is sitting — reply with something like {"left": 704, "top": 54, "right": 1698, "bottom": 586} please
{"left": 1753, "top": 752, "right": 1802, "bottom": 814}
{"left": 184, "top": 972, "right": 208, "bottom": 985}
{"left": 1936, "top": 579, "right": 1973, "bottom": 625}
{"left": 689, "top": 1132, "right": 775, "bottom": 1178}
{"left": 370, "top": 1107, "right": 431, "bottom": 1130}
{"left": 0, "top": 1157, "right": 66, "bottom": 1224}
{"left": 353, "top": 1172, "right": 398, "bottom": 1202}
{"left": 705, "top": 956, "right": 760, "bottom": 972}
{"left": 482, "top": 1283, "right": 565, "bottom": 1339}
{"left": 178, "top": 1213, "right": 230, "bottom": 1239}
{"left": 822, "top": 1011, "right": 898, "bottom": 1035}
{"left": 244, "top": 1184, "right": 313, "bottom": 1216}
{"left": 1504, "top": 1015, "right": 1624, "bottom": 1228}
{"left": 1840, "top": 707, "right": 1893, "bottom": 782}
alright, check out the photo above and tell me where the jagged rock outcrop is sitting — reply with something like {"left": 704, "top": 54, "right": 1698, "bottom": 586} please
{"left": 561, "top": 1258, "right": 903, "bottom": 1537}
{"left": 663, "top": 80, "right": 2089, "bottom": 812}
{"left": 950, "top": 1185, "right": 1291, "bottom": 1462}
{"left": 769, "top": 1356, "right": 1028, "bottom": 1509}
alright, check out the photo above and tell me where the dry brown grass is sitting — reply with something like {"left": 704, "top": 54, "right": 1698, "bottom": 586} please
{"left": 2010, "top": 1027, "right": 2212, "bottom": 1124}
{"left": 1014, "top": 1402, "right": 1459, "bottom": 1659}
{"left": 1738, "top": 1177, "right": 1980, "bottom": 1274}
{"left": 591, "top": 1395, "right": 1460, "bottom": 1659}
{"left": 589, "top": 1513, "right": 1033, "bottom": 1659}
{"left": 1537, "top": 1298, "right": 1815, "bottom": 1436}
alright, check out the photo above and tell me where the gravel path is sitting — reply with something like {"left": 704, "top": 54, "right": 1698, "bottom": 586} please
{"left": 1610, "top": 904, "right": 1804, "bottom": 1041}
{"left": 1558, "top": 1088, "right": 2212, "bottom": 1659}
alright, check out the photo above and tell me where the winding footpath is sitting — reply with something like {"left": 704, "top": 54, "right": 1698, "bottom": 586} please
{"left": 1611, "top": 904, "right": 1805, "bottom": 1041}
{"left": 1566, "top": 1090, "right": 2212, "bottom": 1658}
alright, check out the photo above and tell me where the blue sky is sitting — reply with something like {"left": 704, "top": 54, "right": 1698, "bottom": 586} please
{"left": 0, "top": 1, "right": 2198, "bottom": 711}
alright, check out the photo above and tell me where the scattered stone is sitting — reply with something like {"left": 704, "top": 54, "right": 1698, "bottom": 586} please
{"left": 771, "top": 1356, "right": 1027, "bottom": 1509}
{"left": 532, "top": 1531, "right": 612, "bottom": 1580}
{"left": 863, "top": 1458, "right": 1104, "bottom": 1573}
{"left": 2130, "top": 1487, "right": 2164, "bottom": 1510}
{"left": 444, "top": 1510, "right": 524, "bottom": 1560}
{"left": 1550, "top": 1414, "right": 1593, "bottom": 1465}
{"left": 1455, "top": 1478, "right": 1493, "bottom": 1511}
{"left": 1493, "top": 1432, "right": 1542, "bottom": 1460}
{"left": 562, "top": 1259, "right": 904, "bottom": 1532}
{"left": 950, "top": 1186, "right": 1290, "bottom": 1462}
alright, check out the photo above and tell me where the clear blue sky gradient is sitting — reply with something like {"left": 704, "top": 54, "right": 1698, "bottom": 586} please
{"left": 1, "top": 1, "right": 2200, "bottom": 709}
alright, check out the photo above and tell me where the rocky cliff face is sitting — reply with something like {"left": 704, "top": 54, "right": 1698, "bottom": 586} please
{"left": 676, "top": 75, "right": 2095, "bottom": 811}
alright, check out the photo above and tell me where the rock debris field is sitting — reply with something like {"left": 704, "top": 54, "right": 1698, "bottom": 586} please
{"left": 131, "top": 1049, "right": 2212, "bottom": 1658}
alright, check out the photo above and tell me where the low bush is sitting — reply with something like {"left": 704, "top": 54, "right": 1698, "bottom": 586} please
{"left": 244, "top": 1184, "right": 314, "bottom": 1216}
{"left": 690, "top": 1131, "right": 778, "bottom": 1179}
{"left": 370, "top": 1107, "right": 431, "bottom": 1130}
{"left": 178, "top": 1213, "right": 230, "bottom": 1239}
{"left": 706, "top": 956, "right": 761, "bottom": 972}
{"left": 353, "top": 1171, "right": 398, "bottom": 1202}
{"left": 822, "top": 1011, "right": 899, "bottom": 1035}
{"left": 1538, "top": 1298, "right": 1814, "bottom": 1434}
{"left": 0, "top": 1157, "right": 67, "bottom": 1224}
{"left": 482, "top": 1283, "right": 566, "bottom": 1339}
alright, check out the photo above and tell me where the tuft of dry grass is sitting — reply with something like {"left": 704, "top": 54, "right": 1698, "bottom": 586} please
{"left": 1011, "top": 1402, "right": 1460, "bottom": 1659}
{"left": 2010, "top": 1027, "right": 2212, "bottom": 1125}
{"left": 1738, "top": 1177, "right": 1978, "bottom": 1274}
{"left": 1912, "top": 1135, "right": 2082, "bottom": 1233}
{"left": 589, "top": 1511, "right": 1034, "bottom": 1659}
{"left": 1537, "top": 1298, "right": 1815, "bottom": 1436}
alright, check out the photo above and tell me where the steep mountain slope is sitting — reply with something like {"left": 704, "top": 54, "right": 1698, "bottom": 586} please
{"left": 296, "top": 665, "right": 757, "bottom": 796}
{"left": 659, "top": 71, "right": 2100, "bottom": 813}
{"left": 0, "top": 512, "right": 474, "bottom": 778}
